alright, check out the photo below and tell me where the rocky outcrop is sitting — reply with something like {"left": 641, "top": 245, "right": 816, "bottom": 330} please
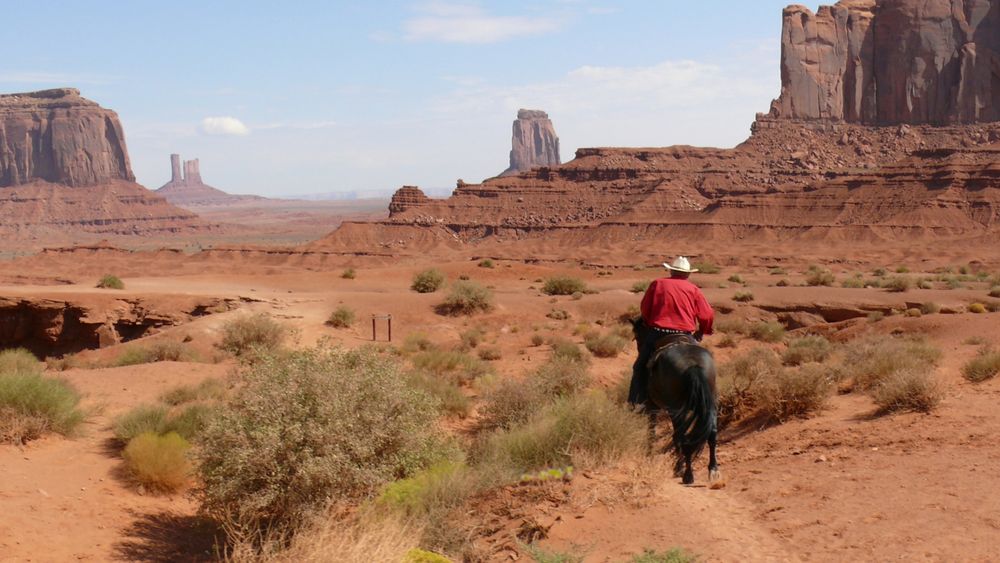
{"left": 156, "top": 153, "right": 262, "bottom": 207}
{"left": 771, "top": 0, "right": 1000, "bottom": 125}
{"left": 388, "top": 186, "right": 432, "bottom": 217}
{"left": 501, "top": 109, "right": 560, "bottom": 176}
{"left": 0, "top": 88, "right": 134, "bottom": 187}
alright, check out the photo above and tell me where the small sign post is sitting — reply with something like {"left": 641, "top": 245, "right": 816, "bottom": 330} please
{"left": 371, "top": 314, "right": 392, "bottom": 342}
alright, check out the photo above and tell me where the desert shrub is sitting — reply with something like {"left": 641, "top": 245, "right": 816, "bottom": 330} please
{"left": 411, "top": 269, "right": 446, "bottom": 293}
{"left": 530, "top": 334, "right": 545, "bottom": 347}
{"left": 732, "top": 291, "right": 754, "bottom": 303}
{"left": 115, "top": 347, "right": 153, "bottom": 367}
{"left": 805, "top": 267, "right": 835, "bottom": 287}
{"left": 756, "top": 364, "right": 833, "bottom": 421}
{"left": 768, "top": 267, "right": 787, "bottom": 276}
{"left": 884, "top": 276, "right": 912, "bottom": 293}
{"left": 917, "top": 278, "right": 933, "bottom": 290}
{"left": 749, "top": 321, "right": 785, "bottom": 343}
{"left": 523, "top": 544, "right": 584, "bottom": 563}
{"left": 989, "top": 286, "right": 1000, "bottom": 298}
{"left": 478, "top": 377, "right": 548, "bottom": 432}
{"left": 716, "top": 348, "right": 782, "bottom": 425}
{"left": 46, "top": 354, "right": 80, "bottom": 372}
{"left": 630, "top": 280, "right": 652, "bottom": 294}
{"left": 160, "top": 378, "right": 227, "bottom": 406}
{"left": 962, "top": 349, "right": 1000, "bottom": 383}
{"left": 905, "top": 308, "right": 922, "bottom": 317}
{"left": 478, "top": 392, "right": 646, "bottom": 473}
{"left": 115, "top": 340, "right": 186, "bottom": 367}
{"left": 97, "top": 274, "right": 125, "bottom": 289}
{"left": 122, "top": 431, "right": 191, "bottom": 492}
{"left": 220, "top": 313, "right": 288, "bottom": 356}
{"left": 407, "top": 371, "right": 471, "bottom": 418}
{"left": 341, "top": 268, "right": 356, "bottom": 279}
{"left": 867, "top": 311, "right": 885, "bottom": 323}
{"left": 776, "top": 279, "right": 790, "bottom": 287}
{"left": 920, "top": 302, "right": 941, "bottom": 315}
{"left": 584, "top": 332, "right": 628, "bottom": 358}
{"left": 716, "top": 334, "right": 737, "bottom": 348}
{"left": 541, "top": 276, "right": 588, "bottom": 296}
{"left": 987, "top": 301, "right": 1000, "bottom": 313}
{"left": 841, "top": 277, "right": 865, "bottom": 289}
{"left": 0, "top": 358, "right": 84, "bottom": 444}
{"left": 840, "top": 335, "right": 941, "bottom": 392}
{"left": 436, "top": 281, "right": 493, "bottom": 316}
{"left": 618, "top": 304, "right": 641, "bottom": 324}
{"left": 477, "top": 346, "right": 501, "bottom": 361}
{"left": 535, "top": 355, "right": 591, "bottom": 397}
{"left": 715, "top": 318, "right": 749, "bottom": 335}
{"left": 548, "top": 338, "right": 588, "bottom": 363}
{"left": 547, "top": 309, "right": 570, "bottom": 320}
{"left": 401, "top": 333, "right": 435, "bottom": 355}
{"left": 326, "top": 306, "right": 355, "bottom": 328}
{"left": 693, "top": 261, "right": 720, "bottom": 274}
{"left": 895, "top": 266, "right": 910, "bottom": 273}
{"left": 968, "top": 302, "right": 987, "bottom": 314}
{"left": 871, "top": 369, "right": 942, "bottom": 413}
{"left": 113, "top": 404, "right": 169, "bottom": 443}
{"left": 162, "top": 403, "right": 216, "bottom": 441}
{"left": 377, "top": 462, "right": 481, "bottom": 525}
{"left": 873, "top": 267, "right": 887, "bottom": 277}
{"left": 477, "top": 259, "right": 494, "bottom": 269}
{"left": 727, "top": 274, "right": 744, "bottom": 284}
{"left": 198, "top": 346, "right": 450, "bottom": 534}
{"left": 782, "top": 335, "right": 831, "bottom": 366}
{"left": 629, "top": 548, "right": 697, "bottom": 563}
{"left": 411, "top": 349, "right": 490, "bottom": 384}
{"left": 458, "top": 328, "right": 484, "bottom": 350}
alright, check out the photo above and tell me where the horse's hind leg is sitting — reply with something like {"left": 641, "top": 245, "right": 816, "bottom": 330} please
{"left": 681, "top": 446, "right": 695, "bottom": 485}
{"left": 708, "top": 421, "right": 722, "bottom": 484}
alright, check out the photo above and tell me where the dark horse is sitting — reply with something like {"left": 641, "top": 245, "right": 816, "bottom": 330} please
{"left": 632, "top": 319, "right": 720, "bottom": 485}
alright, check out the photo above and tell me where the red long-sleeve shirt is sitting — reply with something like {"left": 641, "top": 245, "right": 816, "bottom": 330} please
{"left": 640, "top": 277, "right": 714, "bottom": 334}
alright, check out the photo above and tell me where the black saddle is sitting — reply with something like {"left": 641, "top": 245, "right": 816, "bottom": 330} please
{"left": 647, "top": 333, "right": 699, "bottom": 369}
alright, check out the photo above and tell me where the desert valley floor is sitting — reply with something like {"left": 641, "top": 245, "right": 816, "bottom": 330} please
{"left": 2, "top": 248, "right": 999, "bottom": 562}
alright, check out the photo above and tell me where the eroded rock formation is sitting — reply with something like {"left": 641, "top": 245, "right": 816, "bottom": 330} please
{"left": 501, "top": 109, "right": 560, "bottom": 176}
{"left": 771, "top": 0, "right": 1000, "bottom": 125}
{"left": 156, "top": 153, "right": 262, "bottom": 207}
{"left": 0, "top": 88, "right": 135, "bottom": 187}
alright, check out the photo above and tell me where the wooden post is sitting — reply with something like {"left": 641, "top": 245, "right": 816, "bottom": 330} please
{"left": 372, "top": 317, "right": 376, "bottom": 341}
{"left": 370, "top": 314, "right": 393, "bottom": 342}
{"left": 388, "top": 315, "right": 392, "bottom": 342}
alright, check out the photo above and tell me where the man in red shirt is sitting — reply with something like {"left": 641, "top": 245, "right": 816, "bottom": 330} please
{"left": 629, "top": 256, "right": 715, "bottom": 407}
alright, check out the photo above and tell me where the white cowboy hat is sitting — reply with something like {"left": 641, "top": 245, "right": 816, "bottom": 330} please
{"left": 663, "top": 256, "right": 698, "bottom": 273}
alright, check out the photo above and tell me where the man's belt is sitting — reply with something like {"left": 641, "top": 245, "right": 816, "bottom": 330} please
{"left": 649, "top": 326, "right": 693, "bottom": 335}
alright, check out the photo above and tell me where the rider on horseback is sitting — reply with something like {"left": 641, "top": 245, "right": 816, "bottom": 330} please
{"left": 629, "top": 256, "right": 715, "bottom": 407}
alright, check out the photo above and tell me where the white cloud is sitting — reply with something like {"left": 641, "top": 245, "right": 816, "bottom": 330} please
{"left": 404, "top": 2, "right": 561, "bottom": 43}
{"left": 200, "top": 116, "right": 250, "bottom": 136}
{"left": 255, "top": 120, "right": 338, "bottom": 131}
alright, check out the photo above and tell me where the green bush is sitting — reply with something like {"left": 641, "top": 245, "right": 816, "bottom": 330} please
{"left": 220, "top": 313, "right": 288, "bottom": 356}
{"left": 411, "top": 269, "right": 446, "bottom": 293}
{"left": 629, "top": 547, "right": 697, "bottom": 563}
{"left": 96, "top": 274, "right": 125, "bottom": 289}
{"left": 377, "top": 461, "right": 479, "bottom": 518}
{"left": 732, "top": 291, "right": 754, "bottom": 303}
{"left": 113, "top": 404, "right": 169, "bottom": 443}
{"left": 962, "top": 349, "right": 1000, "bottom": 383}
{"left": 162, "top": 403, "right": 216, "bottom": 441}
{"left": 123, "top": 431, "right": 191, "bottom": 492}
{"left": 782, "top": 336, "right": 832, "bottom": 366}
{"left": 198, "top": 347, "right": 450, "bottom": 534}
{"left": 160, "top": 378, "right": 227, "bottom": 406}
{"left": 326, "top": 306, "right": 355, "bottom": 328}
{"left": 0, "top": 356, "right": 85, "bottom": 444}
{"left": 436, "top": 281, "right": 494, "bottom": 316}
{"left": 541, "top": 276, "right": 588, "bottom": 296}
{"left": 411, "top": 349, "right": 491, "bottom": 384}
{"left": 749, "top": 321, "right": 785, "bottom": 343}
{"left": 477, "top": 259, "right": 494, "bottom": 269}
{"left": 407, "top": 371, "right": 471, "bottom": 418}
{"left": 341, "top": 268, "right": 357, "bottom": 279}
{"left": 478, "top": 392, "right": 646, "bottom": 473}
{"left": 584, "top": 332, "right": 628, "bottom": 358}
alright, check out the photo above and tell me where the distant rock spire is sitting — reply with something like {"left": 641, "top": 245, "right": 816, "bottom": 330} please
{"left": 501, "top": 109, "right": 560, "bottom": 176}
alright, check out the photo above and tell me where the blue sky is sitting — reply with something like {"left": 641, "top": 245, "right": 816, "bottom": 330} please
{"left": 1, "top": 1, "right": 799, "bottom": 197}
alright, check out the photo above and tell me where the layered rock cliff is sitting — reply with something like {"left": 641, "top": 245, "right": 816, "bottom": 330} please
{"left": 771, "top": 0, "right": 1000, "bottom": 125}
{"left": 501, "top": 109, "right": 561, "bottom": 176}
{"left": 0, "top": 88, "right": 135, "bottom": 187}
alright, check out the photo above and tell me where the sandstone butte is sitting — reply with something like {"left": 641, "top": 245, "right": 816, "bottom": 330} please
{"left": 156, "top": 154, "right": 264, "bottom": 208}
{"left": 500, "top": 109, "right": 561, "bottom": 177}
{"left": 315, "top": 0, "right": 1000, "bottom": 259}
{"left": 0, "top": 88, "right": 206, "bottom": 239}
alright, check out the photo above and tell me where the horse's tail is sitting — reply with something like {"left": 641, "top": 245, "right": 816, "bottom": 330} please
{"left": 669, "top": 364, "right": 716, "bottom": 464}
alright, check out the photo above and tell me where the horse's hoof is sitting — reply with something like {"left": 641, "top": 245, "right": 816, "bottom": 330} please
{"left": 710, "top": 468, "right": 722, "bottom": 482}
{"left": 682, "top": 472, "right": 694, "bottom": 485}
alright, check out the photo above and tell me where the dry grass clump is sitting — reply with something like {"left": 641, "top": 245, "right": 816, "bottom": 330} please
{"left": 693, "top": 261, "right": 720, "bottom": 274}
{"left": 411, "top": 269, "right": 446, "bottom": 293}
{"left": 732, "top": 291, "right": 754, "bottom": 303}
{"left": 782, "top": 336, "right": 832, "bottom": 366}
{"left": 198, "top": 346, "right": 451, "bottom": 535}
{"left": 968, "top": 302, "right": 987, "bottom": 314}
{"left": 479, "top": 353, "right": 591, "bottom": 432}
{"left": 547, "top": 308, "right": 571, "bottom": 320}
{"left": 715, "top": 317, "right": 749, "bottom": 335}
{"left": 96, "top": 274, "right": 125, "bottom": 289}
{"left": 113, "top": 402, "right": 216, "bottom": 443}
{"left": 716, "top": 348, "right": 781, "bottom": 426}
{"left": 920, "top": 302, "right": 941, "bottom": 315}
{"left": 115, "top": 340, "right": 187, "bottom": 366}
{"left": 477, "top": 346, "right": 501, "bottom": 361}
{"left": 630, "top": 280, "right": 652, "bottom": 293}
{"left": 988, "top": 285, "right": 1000, "bottom": 298}
{"left": 341, "top": 268, "right": 356, "bottom": 279}
{"left": 251, "top": 512, "right": 423, "bottom": 563}
{"left": 884, "top": 276, "right": 913, "bottom": 292}
{"left": 477, "top": 392, "right": 646, "bottom": 474}
{"left": 841, "top": 335, "right": 941, "bottom": 391}
{"left": 541, "top": 276, "right": 588, "bottom": 296}
{"left": 841, "top": 277, "right": 865, "bottom": 289}
{"left": 530, "top": 334, "right": 545, "bottom": 346}
{"left": 477, "top": 258, "right": 494, "bottom": 269}
{"left": 0, "top": 349, "right": 85, "bottom": 444}
{"left": 406, "top": 371, "right": 471, "bottom": 418}
{"left": 122, "top": 431, "right": 192, "bottom": 492}
{"left": 435, "top": 281, "right": 494, "bottom": 316}
{"left": 727, "top": 274, "right": 744, "bottom": 284}
{"left": 870, "top": 369, "right": 942, "bottom": 413}
{"left": 220, "top": 313, "right": 288, "bottom": 357}
{"left": 160, "top": 378, "right": 227, "bottom": 406}
{"left": 749, "top": 321, "right": 785, "bottom": 343}
{"left": 755, "top": 364, "right": 833, "bottom": 422}
{"left": 962, "top": 349, "right": 1000, "bottom": 383}
{"left": 410, "top": 348, "right": 491, "bottom": 384}
{"left": 326, "top": 306, "right": 355, "bottom": 328}
{"left": 805, "top": 266, "right": 835, "bottom": 287}
{"left": 584, "top": 331, "right": 628, "bottom": 358}
{"left": 458, "top": 328, "right": 484, "bottom": 350}
{"left": 548, "top": 337, "right": 589, "bottom": 363}
{"left": 629, "top": 547, "right": 697, "bottom": 563}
